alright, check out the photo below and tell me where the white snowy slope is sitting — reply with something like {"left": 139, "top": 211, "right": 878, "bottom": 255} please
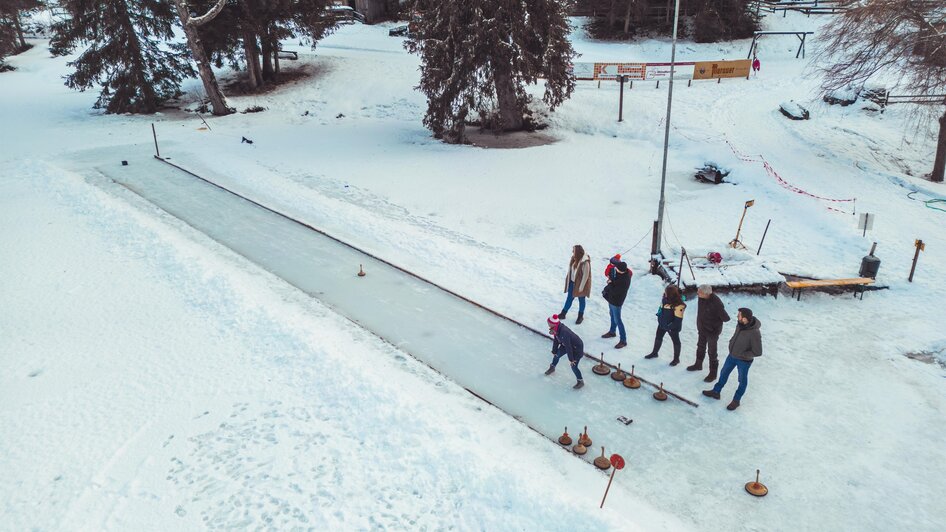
{"left": 2, "top": 11, "right": 945, "bottom": 532}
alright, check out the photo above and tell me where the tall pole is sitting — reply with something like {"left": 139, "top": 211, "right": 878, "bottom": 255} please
{"left": 655, "top": 0, "right": 682, "bottom": 258}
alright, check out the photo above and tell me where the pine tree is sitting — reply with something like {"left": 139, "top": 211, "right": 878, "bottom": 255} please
{"left": 693, "top": 0, "right": 759, "bottom": 44}
{"left": 172, "top": 0, "right": 232, "bottom": 116}
{"left": 196, "top": 0, "right": 336, "bottom": 92}
{"left": 0, "top": 0, "right": 43, "bottom": 57}
{"left": 407, "top": 0, "right": 577, "bottom": 143}
{"left": 51, "top": 1, "right": 193, "bottom": 114}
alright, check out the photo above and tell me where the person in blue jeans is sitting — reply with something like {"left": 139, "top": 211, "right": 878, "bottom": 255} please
{"left": 544, "top": 314, "right": 585, "bottom": 389}
{"left": 560, "top": 245, "right": 591, "bottom": 324}
{"left": 601, "top": 257, "right": 631, "bottom": 349}
{"left": 703, "top": 307, "right": 763, "bottom": 411}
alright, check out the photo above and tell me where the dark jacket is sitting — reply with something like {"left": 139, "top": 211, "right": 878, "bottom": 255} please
{"left": 729, "top": 318, "right": 763, "bottom": 361}
{"left": 552, "top": 323, "right": 584, "bottom": 362}
{"left": 656, "top": 296, "right": 686, "bottom": 332}
{"left": 603, "top": 262, "right": 631, "bottom": 307}
{"left": 696, "top": 293, "right": 730, "bottom": 336}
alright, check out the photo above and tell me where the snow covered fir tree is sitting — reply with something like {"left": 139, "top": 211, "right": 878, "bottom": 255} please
{"left": 0, "top": 0, "right": 43, "bottom": 69}
{"left": 4, "top": 2, "right": 946, "bottom": 530}
{"left": 407, "top": 0, "right": 577, "bottom": 143}
{"left": 50, "top": 0, "right": 192, "bottom": 114}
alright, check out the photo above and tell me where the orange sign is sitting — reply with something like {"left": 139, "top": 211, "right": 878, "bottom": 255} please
{"left": 592, "top": 63, "right": 646, "bottom": 80}
{"left": 693, "top": 60, "right": 751, "bottom": 80}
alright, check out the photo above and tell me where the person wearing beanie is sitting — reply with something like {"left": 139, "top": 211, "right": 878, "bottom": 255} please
{"left": 687, "top": 284, "right": 731, "bottom": 382}
{"left": 560, "top": 245, "right": 592, "bottom": 325}
{"left": 545, "top": 314, "right": 585, "bottom": 389}
{"left": 703, "top": 308, "right": 763, "bottom": 411}
{"left": 601, "top": 257, "right": 632, "bottom": 349}
{"left": 603, "top": 253, "right": 622, "bottom": 279}
{"left": 644, "top": 284, "right": 687, "bottom": 366}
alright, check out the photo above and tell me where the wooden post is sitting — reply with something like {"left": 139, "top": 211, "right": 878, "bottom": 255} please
{"left": 151, "top": 123, "right": 160, "bottom": 158}
{"left": 683, "top": 247, "right": 696, "bottom": 281}
{"left": 908, "top": 239, "right": 925, "bottom": 282}
{"left": 618, "top": 75, "right": 626, "bottom": 122}
{"left": 757, "top": 219, "right": 771, "bottom": 255}
{"left": 677, "top": 249, "right": 685, "bottom": 287}
{"left": 650, "top": 220, "right": 660, "bottom": 274}
{"left": 600, "top": 468, "right": 617, "bottom": 508}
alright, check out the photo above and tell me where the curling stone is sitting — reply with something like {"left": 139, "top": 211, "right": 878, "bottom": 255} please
{"left": 357, "top": 264, "right": 366, "bottom": 277}
{"left": 592, "top": 352, "right": 611, "bottom": 376}
{"left": 558, "top": 427, "right": 572, "bottom": 446}
{"left": 653, "top": 382, "right": 668, "bottom": 401}
{"left": 578, "top": 426, "right": 592, "bottom": 447}
{"left": 611, "top": 363, "right": 626, "bottom": 381}
{"left": 593, "top": 446, "right": 611, "bottom": 470}
{"left": 572, "top": 440, "right": 588, "bottom": 455}
{"left": 623, "top": 365, "right": 641, "bottom": 389}
{"left": 745, "top": 469, "right": 768, "bottom": 497}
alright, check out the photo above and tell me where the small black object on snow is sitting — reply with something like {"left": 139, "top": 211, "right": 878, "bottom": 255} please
{"left": 695, "top": 162, "right": 730, "bottom": 184}
{"left": 121, "top": 160, "right": 128, "bottom": 166}
{"left": 779, "top": 101, "right": 810, "bottom": 120}
{"left": 241, "top": 136, "right": 254, "bottom": 144}
{"left": 336, "top": 113, "right": 345, "bottom": 119}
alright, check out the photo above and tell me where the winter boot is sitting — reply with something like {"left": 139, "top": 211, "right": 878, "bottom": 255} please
{"left": 686, "top": 361, "right": 703, "bottom": 372}
{"left": 727, "top": 399, "right": 741, "bottom": 411}
{"left": 614, "top": 341, "right": 627, "bottom": 349}
{"left": 644, "top": 353, "right": 658, "bottom": 359}
{"left": 573, "top": 380, "right": 584, "bottom": 389}
{"left": 602, "top": 331, "right": 617, "bottom": 339}
{"left": 575, "top": 312, "right": 584, "bottom": 325}
{"left": 703, "top": 361, "right": 719, "bottom": 383}
{"left": 669, "top": 358, "right": 680, "bottom": 367}
{"left": 558, "top": 311, "right": 567, "bottom": 320}
{"left": 544, "top": 366, "right": 555, "bottom": 376}
{"left": 702, "top": 390, "right": 721, "bottom": 400}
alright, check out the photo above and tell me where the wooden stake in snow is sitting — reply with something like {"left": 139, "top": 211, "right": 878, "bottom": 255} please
{"left": 600, "top": 453, "right": 625, "bottom": 508}
{"left": 358, "top": 264, "right": 366, "bottom": 277}
{"left": 909, "top": 239, "right": 925, "bottom": 282}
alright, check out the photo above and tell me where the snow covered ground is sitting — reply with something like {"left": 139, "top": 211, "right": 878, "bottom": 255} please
{"left": 2, "top": 12, "right": 945, "bottom": 531}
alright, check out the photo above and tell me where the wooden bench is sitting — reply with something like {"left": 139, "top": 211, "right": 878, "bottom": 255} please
{"left": 785, "top": 277, "right": 875, "bottom": 300}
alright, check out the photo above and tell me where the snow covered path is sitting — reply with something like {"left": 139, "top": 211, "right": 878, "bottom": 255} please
{"left": 93, "top": 149, "right": 699, "bottom": 440}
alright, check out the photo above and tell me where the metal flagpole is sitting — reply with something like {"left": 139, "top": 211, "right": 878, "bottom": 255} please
{"left": 655, "top": 0, "right": 682, "bottom": 258}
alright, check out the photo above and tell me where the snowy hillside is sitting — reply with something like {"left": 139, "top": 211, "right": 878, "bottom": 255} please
{"left": 1, "top": 11, "right": 945, "bottom": 532}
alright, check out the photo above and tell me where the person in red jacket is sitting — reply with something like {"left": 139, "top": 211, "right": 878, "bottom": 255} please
{"left": 752, "top": 54, "right": 761, "bottom": 75}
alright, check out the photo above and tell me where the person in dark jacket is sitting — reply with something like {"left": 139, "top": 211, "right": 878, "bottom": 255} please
{"left": 645, "top": 284, "right": 686, "bottom": 366}
{"left": 601, "top": 257, "right": 631, "bottom": 349}
{"left": 687, "top": 284, "right": 730, "bottom": 382}
{"left": 703, "top": 308, "right": 763, "bottom": 411}
{"left": 545, "top": 314, "right": 585, "bottom": 389}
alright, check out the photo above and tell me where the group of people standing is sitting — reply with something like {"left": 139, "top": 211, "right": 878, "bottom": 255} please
{"left": 544, "top": 245, "right": 763, "bottom": 410}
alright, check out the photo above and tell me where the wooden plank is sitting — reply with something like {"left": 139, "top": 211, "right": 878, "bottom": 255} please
{"left": 786, "top": 277, "right": 874, "bottom": 289}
